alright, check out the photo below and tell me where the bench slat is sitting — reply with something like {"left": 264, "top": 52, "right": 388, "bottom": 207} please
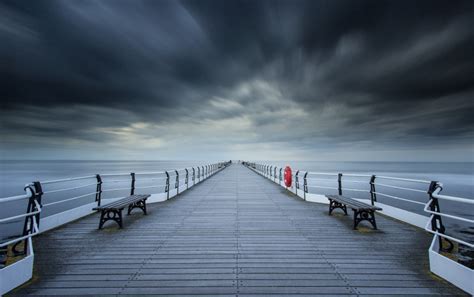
{"left": 98, "top": 195, "right": 148, "bottom": 209}
{"left": 93, "top": 194, "right": 150, "bottom": 210}
{"left": 326, "top": 195, "right": 382, "bottom": 211}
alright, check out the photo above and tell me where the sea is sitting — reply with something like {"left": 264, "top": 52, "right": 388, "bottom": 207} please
{"left": 1, "top": 160, "right": 473, "bottom": 246}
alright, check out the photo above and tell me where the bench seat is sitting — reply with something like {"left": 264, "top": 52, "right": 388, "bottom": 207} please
{"left": 326, "top": 195, "right": 382, "bottom": 230}
{"left": 93, "top": 194, "right": 150, "bottom": 229}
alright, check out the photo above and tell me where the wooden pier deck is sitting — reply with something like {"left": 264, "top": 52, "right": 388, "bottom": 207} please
{"left": 12, "top": 164, "right": 467, "bottom": 296}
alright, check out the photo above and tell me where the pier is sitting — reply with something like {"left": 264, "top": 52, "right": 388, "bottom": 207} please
{"left": 10, "top": 164, "right": 467, "bottom": 295}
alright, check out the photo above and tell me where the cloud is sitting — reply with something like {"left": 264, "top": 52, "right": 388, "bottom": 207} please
{"left": 0, "top": 0, "right": 473, "bottom": 161}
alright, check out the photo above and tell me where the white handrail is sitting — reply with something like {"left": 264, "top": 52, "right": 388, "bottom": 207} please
{"left": 43, "top": 182, "right": 99, "bottom": 194}
{"left": 0, "top": 193, "right": 31, "bottom": 203}
{"left": 134, "top": 171, "right": 166, "bottom": 175}
{"left": 423, "top": 216, "right": 473, "bottom": 248}
{"left": 100, "top": 173, "right": 134, "bottom": 177}
{"left": 373, "top": 191, "right": 426, "bottom": 205}
{"left": 42, "top": 191, "right": 99, "bottom": 207}
{"left": 41, "top": 175, "right": 96, "bottom": 185}
{"left": 432, "top": 185, "right": 474, "bottom": 204}
{"left": 0, "top": 199, "right": 41, "bottom": 248}
{"left": 342, "top": 173, "right": 372, "bottom": 177}
{"left": 374, "top": 182, "right": 427, "bottom": 193}
{"left": 306, "top": 172, "right": 339, "bottom": 176}
{"left": 376, "top": 175, "right": 432, "bottom": 184}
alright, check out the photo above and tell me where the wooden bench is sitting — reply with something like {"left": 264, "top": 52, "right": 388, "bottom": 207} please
{"left": 326, "top": 195, "right": 382, "bottom": 230}
{"left": 93, "top": 194, "right": 150, "bottom": 229}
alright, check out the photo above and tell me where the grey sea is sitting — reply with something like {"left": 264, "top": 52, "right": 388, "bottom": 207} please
{"left": 1, "top": 160, "right": 473, "bottom": 244}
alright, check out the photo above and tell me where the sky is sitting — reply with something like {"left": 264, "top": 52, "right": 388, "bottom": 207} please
{"left": 1, "top": 0, "right": 473, "bottom": 161}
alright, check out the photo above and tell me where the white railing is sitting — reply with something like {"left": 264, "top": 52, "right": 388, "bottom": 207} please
{"left": 0, "top": 185, "right": 39, "bottom": 295}
{"left": 0, "top": 161, "right": 231, "bottom": 295}
{"left": 243, "top": 161, "right": 473, "bottom": 295}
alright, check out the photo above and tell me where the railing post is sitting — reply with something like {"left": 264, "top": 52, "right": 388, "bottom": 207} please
{"left": 197, "top": 167, "right": 200, "bottom": 182}
{"left": 95, "top": 174, "right": 102, "bottom": 206}
{"left": 338, "top": 173, "right": 343, "bottom": 195}
{"left": 295, "top": 170, "right": 300, "bottom": 195}
{"left": 185, "top": 168, "right": 189, "bottom": 189}
{"left": 175, "top": 170, "right": 179, "bottom": 195}
{"left": 369, "top": 175, "right": 376, "bottom": 205}
{"left": 303, "top": 172, "right": 308, "bottom": 200}
{"left": 130, "top": 172, "right": 135, "bottom": 195}
{"left": 270, "top": 166, "right": 273, "bottom": 179}
{"left": 274, "top": 167, "right": 277, "bottom": 182}
{"left": 165, "top": 171, "right": 170, "bottom": 200}
{"left": 428, "top": 181, "right": 453, "bottom": 252}
{"left": 279, "top": 168, "right": 283, "bottom": 185}
{"left": 14, "top": 182, "right": 42, "bottom": 256}
{"left": 192, "top": 167, "right": 196, "bottom": 185}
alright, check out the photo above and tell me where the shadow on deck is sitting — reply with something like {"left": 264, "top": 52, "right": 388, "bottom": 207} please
{"left": 11, "top": 164, "right": 467, "bottom": 296}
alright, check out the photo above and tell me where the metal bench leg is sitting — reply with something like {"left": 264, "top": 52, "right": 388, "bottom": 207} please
{"left": 127, "top": 199, "right": 147, "bottom": 215}
{"left": 370, "top": 211, "right": 377, "bottom": 230}
{"left": 329, "top": 199, "right": 348, "bottom": 215}
{"left": 118, "top": 210, "right": 123, "bottom": 229}
{"left": 353, "top": 210, "right": 377, "bottom": 230}
{"left": 99, "top": 209, "right": 123, "bottom": 229}
{"left": 98, "top": 210, "right": 106, "bottom": 230}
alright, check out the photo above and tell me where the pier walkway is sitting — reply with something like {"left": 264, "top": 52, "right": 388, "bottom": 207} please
{"left": 12, "top": 164, "right": 466, "bottom": 295}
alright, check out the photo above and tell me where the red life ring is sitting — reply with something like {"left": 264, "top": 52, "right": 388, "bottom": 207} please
{"left": 284, "top": 166, "right": 292, "bottom": 187}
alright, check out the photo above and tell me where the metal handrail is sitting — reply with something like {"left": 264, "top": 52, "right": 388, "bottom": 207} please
{"left": 432, "top": 185, "right": 474, "bottom": 204}
{"left": 0, "top": 192, "right": 40, "bottom": 248}
{"left": 376, "top": 175, "right": 432, "bottom": 184}
{"left": 0, "top": 191, "right": 32, "bottom": 203}
{"left": 1, "top": 162, "right": 226, "bottom": 209}
{"left": 374, "top": 182, "right": 427, "bottom": 193}
{"left": 0, "top": 162, "right": 228, "bottom": 211}
{"left": 306, "top": 172, "right": 339, "bottom": 176}
{"left": 41, "top": 175, "right": 96, "bottom": 184}
{"left": 134, "top": 171, "right": 166, "bottom": 175}
{"left": 43, "top": 182, "right": 99, "bottom": 194}
{"left": 373, "top": 191, "right": 426, "bottom": 205}
{"left": 42, "top": 191, "right": 99, "bottom": 207}
{"left": 0, "top": 216, "right": 39, "bottom": 248}
{"left": 305, "top": 178, "right": 336, "bottom": 182}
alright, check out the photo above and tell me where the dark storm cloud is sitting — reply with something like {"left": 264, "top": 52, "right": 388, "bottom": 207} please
{"left": 0, "top": 0, "right": 473, "bottom": 159}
